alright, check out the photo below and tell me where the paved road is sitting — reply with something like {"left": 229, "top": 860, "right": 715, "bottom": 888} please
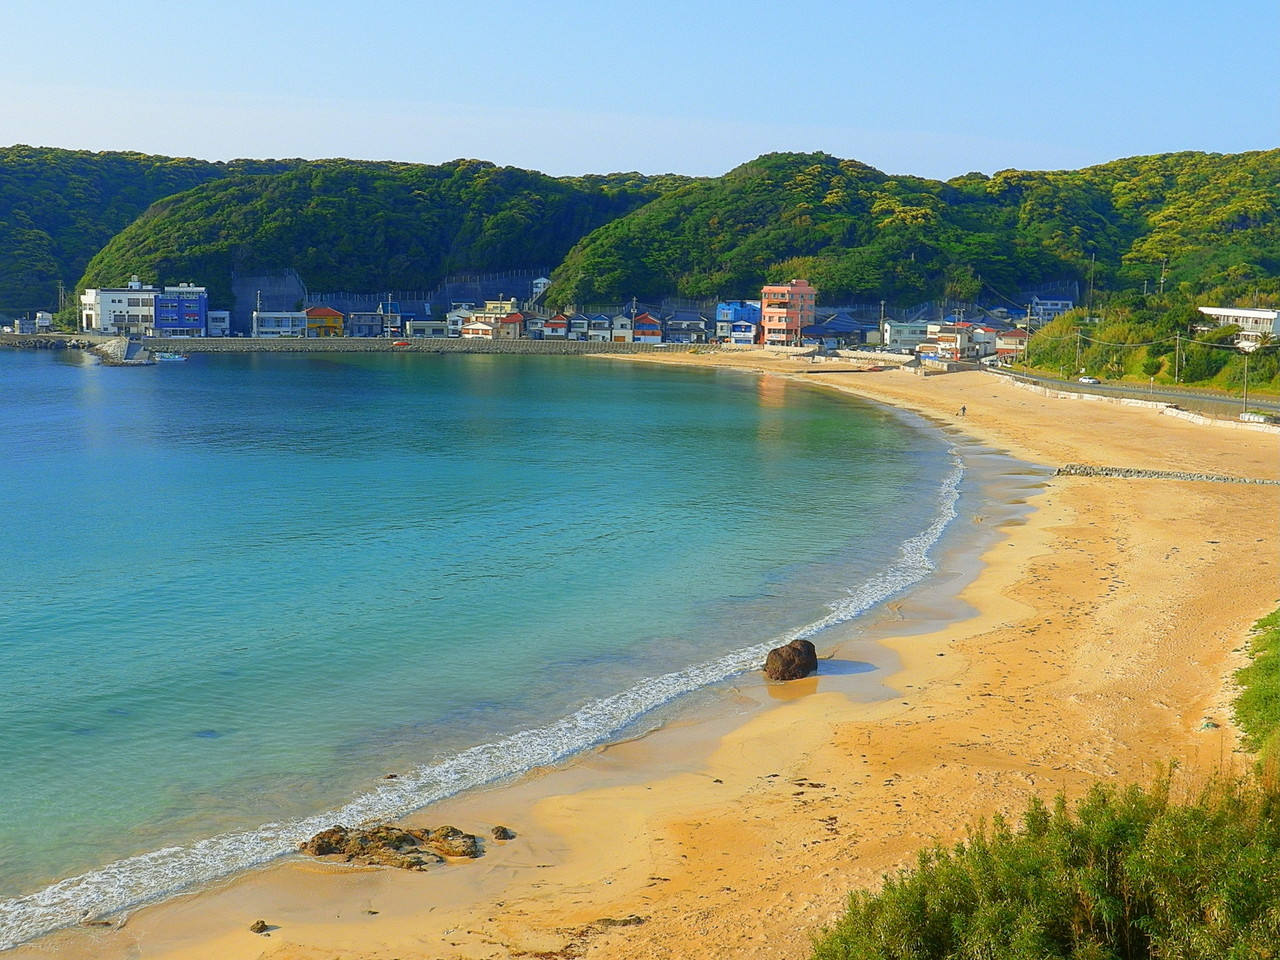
{"left": 991, "top": 368, "right": 1280, "bottom": 417}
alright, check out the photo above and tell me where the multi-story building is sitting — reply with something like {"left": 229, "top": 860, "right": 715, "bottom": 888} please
{"left": 251, "top": 311, "right": 308, "bottom": 338}
{"left": 759, "top": 280, "right": 816, "bottom": 345}
{"left": 80, "top": 276, "right": 158, "bottom": 336}
{"left": 153, "top": 283, "right": 209, "bottom": 337}
{"left": 633, "top": 313, "right": 664, "bottom": 344}
{"left": 1197, "top": 306, "right": 1280, "bottom": 345}
{"left": 208, "top": 310, "right": 231, "bottom": 337}
{"left": 716, "top": 300, "right": 761, "bottom": 342}
{"left": 81, "top": 278, "right": 212, "bottom": 337}
{"left": 883, "top": 319, "right": 930, "bottom": 352}
{"left": 995, "top": 328, "right": 1030, "bottom": 360}
{"left": 305, "top": 306, "right": 345, "bottom": 338}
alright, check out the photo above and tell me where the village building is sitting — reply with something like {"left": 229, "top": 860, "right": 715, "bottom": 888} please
{"left": 759, "top": 280, "right": 816, "bottom": 345}
{"left": 1197, "top": 306, "right": 1280, "bottom": 345}
{"left": 995, "top": 328, "right": 1030, "bottom": 360}
{"left": 305, "top": 305, "right": 345, "bottom": 338}
{"left": 252, "top": 310, "right": 308, "bottom": 338}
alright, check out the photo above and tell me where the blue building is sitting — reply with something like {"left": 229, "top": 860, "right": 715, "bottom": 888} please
{"left": 153, "top": 284, "right": 209, "bottom": 337}
{"left": 716, "top": 300, "right": 761, "bottom": 344}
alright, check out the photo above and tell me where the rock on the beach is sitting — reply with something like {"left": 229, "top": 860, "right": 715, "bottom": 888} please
{"left": 426, "top": 825, "right": 482, "bottom": 859}
{"left": 249, "top": 919, "right": 269, "bottom": 934}
{"left": 491, "top": 825, "right": 516, "bottom": 840}
{"left": 299, "top": 823, "right": 483, "bottom": 869}
{"left": 763, "top": 639, "right": 818, "bottom": 681}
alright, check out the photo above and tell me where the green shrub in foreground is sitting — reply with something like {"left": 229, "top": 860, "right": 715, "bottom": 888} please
{"left": 1235, "top": 610, "right": 1280, "bottom": 764}
{"left": 812, "top": 774, "right": 1280, "bottom": 960}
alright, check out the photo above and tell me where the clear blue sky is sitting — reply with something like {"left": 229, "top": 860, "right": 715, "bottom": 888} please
{"left": 6, "top": 0, "right": 1276, "bottom": 179}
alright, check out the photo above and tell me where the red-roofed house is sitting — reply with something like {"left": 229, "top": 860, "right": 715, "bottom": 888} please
{"left": 305, "top": 305, "right": 345, "bottom": 338}
{"left": 995, "top": 328, "right": 1029, "bottom": 360}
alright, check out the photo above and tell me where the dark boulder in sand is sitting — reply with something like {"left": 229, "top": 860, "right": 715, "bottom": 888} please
{"left": 764, "top": 639, "right": 818, "bottom": 681}
{"left": 491, "top": 825, "right": 516, "bottom": 840}
{"left": 299, "top": 823, "right": 482, "bottom": 869}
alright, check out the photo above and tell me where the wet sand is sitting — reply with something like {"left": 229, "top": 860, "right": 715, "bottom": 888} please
{"left": 18, "top": 359, "right": 1279, "bottom": 960}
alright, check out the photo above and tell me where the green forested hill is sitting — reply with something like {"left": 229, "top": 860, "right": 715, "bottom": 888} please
{"left": 0, "top": 146, "right": 294, "bottom": 313}
{"left": 79, "top": 160, "right": 689, "bottom": 307}
{"left": 6, "top": 145, "right": 1276, "bottom": 318}
{"left": 545, "top": 149, "right": 1280, "bottom": 306}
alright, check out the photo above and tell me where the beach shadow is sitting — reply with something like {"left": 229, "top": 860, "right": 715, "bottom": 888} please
{"left": 763, "top": 660, "right": 876, "bottom": 702}
{"left": 817, "top": 659, "right": 876, "bottom": 675}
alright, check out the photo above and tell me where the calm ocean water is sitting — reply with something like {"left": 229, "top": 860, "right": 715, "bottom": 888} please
{"left": 0, "top": 348, "right": 960, "bottom": 946}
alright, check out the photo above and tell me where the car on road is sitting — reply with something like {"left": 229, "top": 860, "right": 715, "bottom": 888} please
{"left": 1078, "top": 376, "right": 1101, "bottom": 384}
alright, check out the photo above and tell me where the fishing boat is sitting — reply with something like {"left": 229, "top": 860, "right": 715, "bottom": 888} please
{"left": 153, "top": 352, "right": 189, "bottom": 362}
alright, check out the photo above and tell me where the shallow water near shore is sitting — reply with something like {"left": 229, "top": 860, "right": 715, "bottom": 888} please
{"left": 1, "top": 348, "right": 980, "bottom": 947}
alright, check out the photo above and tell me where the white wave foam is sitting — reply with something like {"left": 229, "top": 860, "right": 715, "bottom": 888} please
{"left": 0, "top": 454, "right": 962, "bottom": 950}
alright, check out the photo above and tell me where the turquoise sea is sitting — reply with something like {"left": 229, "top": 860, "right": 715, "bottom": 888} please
{"left": 0, "top": 348, "right": 969, "bottom": 947}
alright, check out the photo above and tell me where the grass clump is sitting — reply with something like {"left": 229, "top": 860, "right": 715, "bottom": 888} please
{"left": 813, "top": 774, "right": 1280, "bottom": 959}
{"left": 1234, "top": 609, "right": 1280, "bottom": 763}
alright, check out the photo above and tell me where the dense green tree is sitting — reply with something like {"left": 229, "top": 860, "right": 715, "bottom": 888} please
{"left": 546, "top": 149, "right": 1280, "bottom": 308}
{"left": 77, "top": 159, "right": 682, "bottom": 308}
{"left": 0, "top": 145, "right": 293, "bottom": 313}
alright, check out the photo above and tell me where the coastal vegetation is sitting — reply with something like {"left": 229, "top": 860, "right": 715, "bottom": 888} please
{"left": 546, "top": 149, "right": 1280, "bottom": 307}
{"left": 4, "top": 146, "right": 1276, "bottom": 325}
{"left": 77, "top": 160, "right": 688, "bottom": 307}
{"left": 811, "top": 607, "right": 1280, "bottom": 959}
{"left": 0, "top": 145, "right": 294, "bottom": 314}
{"left": 1023, "top": 308, "right": 1280, "bottom": 393}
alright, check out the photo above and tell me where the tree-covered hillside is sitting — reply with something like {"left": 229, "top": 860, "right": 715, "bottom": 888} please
{"left": 79, "top": 161, "right": 689, "bottom": 308}
{"left": 545, "top": 150, "right": 1280, "bottom": 307}
{"left": 0, "top": 146, "right": 293, "bottom": 313}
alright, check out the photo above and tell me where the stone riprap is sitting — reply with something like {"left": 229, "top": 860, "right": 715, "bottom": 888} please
{"left": 1056, "top": 464, "right": 1280, "bottom": 485}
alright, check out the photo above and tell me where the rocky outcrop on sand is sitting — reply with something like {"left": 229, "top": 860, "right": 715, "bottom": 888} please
{"left": 763, "top": 639, "right": 818, "bottom": 681}
{"left": 299, "top": 824, "right": 487, "bottom": 870}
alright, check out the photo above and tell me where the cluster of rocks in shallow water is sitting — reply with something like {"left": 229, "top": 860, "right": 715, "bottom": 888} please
{"left": 298, "top": 823, "right": 515, "bottom": 870}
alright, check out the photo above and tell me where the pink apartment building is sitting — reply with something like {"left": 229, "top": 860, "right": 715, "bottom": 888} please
{"left": 759, "top": 279, "right": 816, "bottom": 345}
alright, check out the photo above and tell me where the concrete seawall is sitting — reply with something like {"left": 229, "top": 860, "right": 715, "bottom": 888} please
{"left": 136, "top": 338, "right": 724, "bottom": 356}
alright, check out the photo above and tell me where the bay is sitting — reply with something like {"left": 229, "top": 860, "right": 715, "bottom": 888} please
{"left": 0, "top": 348, "right": 957, "bottom": 944}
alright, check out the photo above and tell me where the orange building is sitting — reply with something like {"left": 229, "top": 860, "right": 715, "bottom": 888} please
{"left": 305, "top": 305, "right": 345, "bottom": 338}
{"left": 759, "top": 279, "right": 816, "bottom": 345}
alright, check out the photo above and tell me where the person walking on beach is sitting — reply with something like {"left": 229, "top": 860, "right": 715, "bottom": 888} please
{"left": 959, "top": 405, "right": 966, "bottom": 417}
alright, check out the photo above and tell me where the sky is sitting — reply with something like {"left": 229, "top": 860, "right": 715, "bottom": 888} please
{"left": 4, "top": 0, "right": 1277, "bottom": 180}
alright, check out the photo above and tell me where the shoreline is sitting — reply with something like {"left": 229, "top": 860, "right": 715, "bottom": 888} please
{"left": 14, "top": 360, "right": 1279, "bottom": 960}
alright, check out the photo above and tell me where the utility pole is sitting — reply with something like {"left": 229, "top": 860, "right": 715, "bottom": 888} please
{"left": 1087, "top": 253, "right": 1096, "bottom": 318}
{"left": 879, "top": 299, "right": 886, "bottom": 351}
{"left": 1158, "top": 258, "right": 1168, "bottom": 297}
{"left": 1075, "top": 328, "right": 1082, "bottom": 372}
{"left": 1174, "top": 333, "right": 1180, "bottom": 383}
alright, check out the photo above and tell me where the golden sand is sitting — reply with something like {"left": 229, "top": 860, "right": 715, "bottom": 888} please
{"left": 20, "top": 357, "right": 1279, "bottom": 960}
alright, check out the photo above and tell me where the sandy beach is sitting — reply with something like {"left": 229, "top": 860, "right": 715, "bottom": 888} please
{"left": 18, "top": 357, "right": 1279, "bottom": 960}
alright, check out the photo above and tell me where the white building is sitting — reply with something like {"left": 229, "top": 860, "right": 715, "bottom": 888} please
{"left": 883, "top": 320, "right": 930, "bottom": 352}
{"left": 80, "top": 276, "right": 159, "bottom": 336}
{"left": 1197, "top": 306, "right": 1280, "bottom": 345}
{"left": 1029, "top": 296, "right": 1074, "bottom": 323}
{"left": 251, "top": 310, "right": 308, "bottom": 338}
{"left": 446, "top": 303, "right": 476, "bottom": 337}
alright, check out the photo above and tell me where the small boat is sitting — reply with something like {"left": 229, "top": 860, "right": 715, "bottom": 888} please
{"left": 153, "top": 352, "right": 189, "bottom": 362}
